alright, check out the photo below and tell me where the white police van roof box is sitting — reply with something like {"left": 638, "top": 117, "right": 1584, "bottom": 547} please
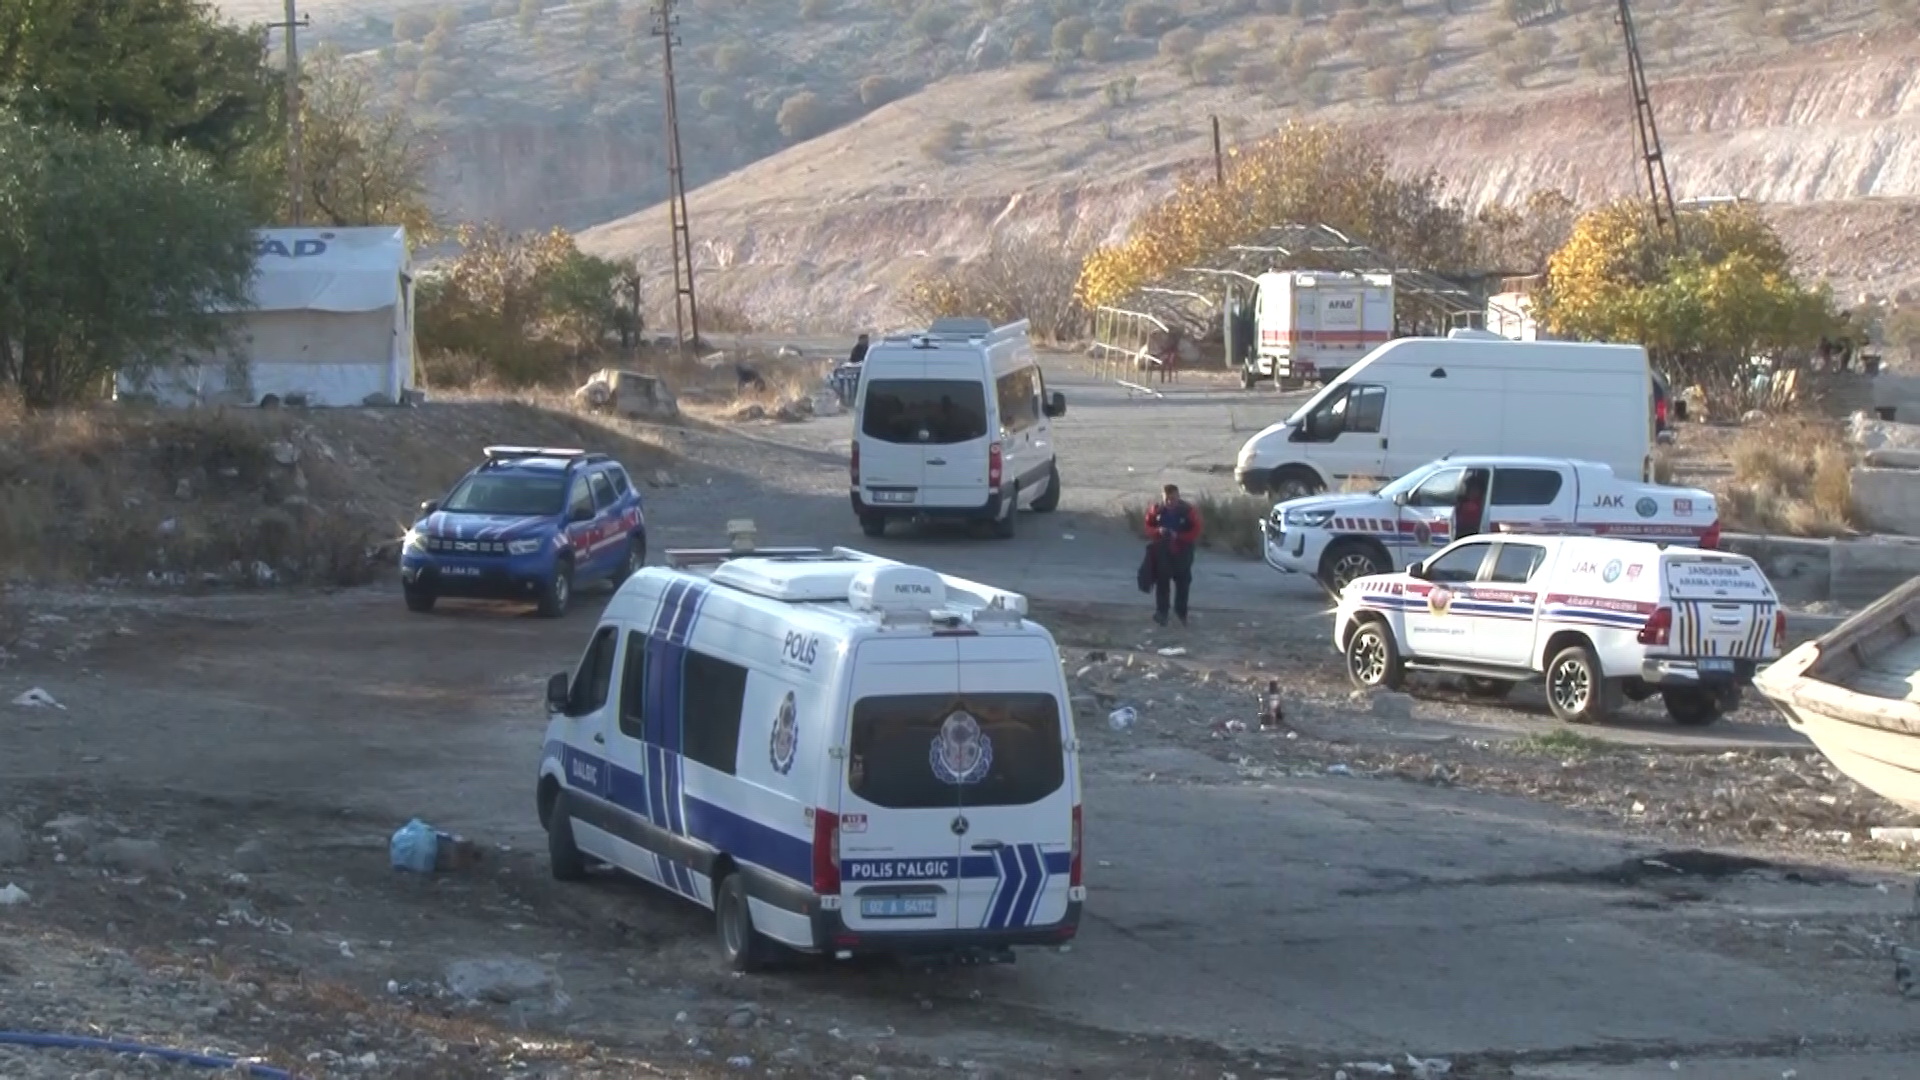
{"left": 673, "top": 544, "right": 1029, "bottom": 627}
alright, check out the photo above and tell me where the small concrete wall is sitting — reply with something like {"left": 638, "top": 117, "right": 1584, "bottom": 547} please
{"left": 1719, "top": 534, "right": 1833, "bottom": 605}
{"left": 1828, "top": 534, "right": 1920, "bottom": 605}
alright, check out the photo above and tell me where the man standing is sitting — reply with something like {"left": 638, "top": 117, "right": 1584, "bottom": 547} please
{"left": 1143, "top": 483, "right": 1202, "bottom": 627}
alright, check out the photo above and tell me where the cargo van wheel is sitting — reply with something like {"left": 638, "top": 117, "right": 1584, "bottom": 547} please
{"left": 716, "top": 872, "right": 768, "bottom": 973}
{"left": 1032, "top": 464, "right": 1061, "bottom": 512}
{"left": 859, "top": 512, "right": 887, "bottom": 538}
{"left": 546, "top": 790, "right": 588, "bottom": 882}
{"left": 1546, "top": 643, "right": 1611, "bottom": 724}
{"left": 1345, "top": 620, "right": 1404, "bottom": 692}
{"left": 537, "top": 560, "right": 573, "bottom": 618}
{"left": 1661, "top": 687, "right": 1722, "bottom": 726}
{"left": 1268, "top": 468, "right": 1323, "bottom": 501}
{"left": 991, "top": 486, "right": 1018, "bottom": 539}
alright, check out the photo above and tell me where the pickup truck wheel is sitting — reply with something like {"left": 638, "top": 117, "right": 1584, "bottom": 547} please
{"left": 1320, "top": 539, "right": 1389, "bottom": 593}
{"left": 1661, "top": 687, "right": 1722, "bottom": 726}
{"left": 1345, "top": 621, "right": 1405, "bottom": 692}
{"left": 537, "top": 560, "right": 573, "bottom": 619}
{"left": 1546, "top": 644, "right": 1611, "bottom": 724}
{"left": 1461, "top": 676, "right": 1513, "bottom": 699}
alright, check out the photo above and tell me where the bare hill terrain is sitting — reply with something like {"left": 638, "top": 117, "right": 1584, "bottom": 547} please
{"left": 217, "top": 0, "right": 1920, "bottom": 326}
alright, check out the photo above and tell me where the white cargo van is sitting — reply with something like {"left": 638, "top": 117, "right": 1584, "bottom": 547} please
{"left": 1234, "top": 332, "right": 1654, "bottom": 499}
{"left": 851, "top": 318, "right": 1066, "bottom": 540}
{"left": 536, "top": 543, "right": 1084, "bottom": 970}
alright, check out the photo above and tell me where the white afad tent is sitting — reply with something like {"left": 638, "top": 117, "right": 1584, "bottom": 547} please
{"left": 119, "top": 226, "right": 417, "bottom": 407}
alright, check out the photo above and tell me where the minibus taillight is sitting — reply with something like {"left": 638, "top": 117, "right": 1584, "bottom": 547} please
{"left": 812, "top": 809, "right": 840, "bottom": 895}
{"left": 1069, "top": 804, "right": 1083, "bottom": 888}
{"left": 1773, "top": 608, "right": 1787, "bottom": 651}
{"left": 1699, "top": 520, "right": 1721, "bottom": 550}
{"left": 1638, "top": 606, "right": 1673, "bottom": 647}
{"left": 988, "top": 442, "right": 1003, "bottom": 488}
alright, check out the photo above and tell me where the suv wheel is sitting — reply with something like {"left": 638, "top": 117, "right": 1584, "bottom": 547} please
{"left": 1546, "top": 643, "right": 1611, "bottom": 724}
{"left": 716, "top": 872, "right": 768, "bottom": 973}
{"left": 1345, "top": 620, "right": 1405, "bottom": 692}
{"left": 403, "top": 585, "right": 436, "bottom": 614}
{"left": 538, "top": 561, "right": 573, "bottom": 619}
{"left": 1661, "top": 687, "right": 1722, "bottom": 726}
{"left": 1319, "top": 539, "right": 1388, "bottom": 594}
{"left": 614, "top": 533, "right": 646, "bottom": 585}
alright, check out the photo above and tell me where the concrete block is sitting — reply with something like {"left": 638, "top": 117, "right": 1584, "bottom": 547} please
{"left": 1848, "top": 413, "right": 1920, "bottom": 451}
{"left": 1828, "top": 534, "right": 1920, "bottom": 605}
{"left": 1850, "top": 466, "right": 1920, "bottom": 536}
{"left": 1863, "top": 448, "right": 1920, "bottom": 469}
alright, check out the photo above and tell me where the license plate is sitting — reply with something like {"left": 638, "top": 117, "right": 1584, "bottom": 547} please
{"left": 442, "top": 566, "right": 481, "bottom": 577}
{"left": 871, "top": 490, "right": 916, "bottom": 504}
{"left": 859, "top": 896, "right": 937, "bottom": 919}
{"left": 1697, "top": 658, "right": 1736, "bottom": 673}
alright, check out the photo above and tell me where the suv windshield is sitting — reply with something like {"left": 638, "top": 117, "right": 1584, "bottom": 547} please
{"left": 862, "top": 380, "right": 989, "bottom": 445}
{"left": 848, "top": 692, "right": 1064, "bottom": 809}
{"left": 1376, "top": 463, "right": 1439, "bottom": 499}
{"left": 440, "top": 473, "right": 568, "bottom": 516}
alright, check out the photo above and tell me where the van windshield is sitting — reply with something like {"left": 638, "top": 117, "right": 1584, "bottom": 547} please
{"left": 861, "top": 380, "right": 989, "bottom": 445}
{"left": 848, "top": 692, "right": 1065, "bottom": 809}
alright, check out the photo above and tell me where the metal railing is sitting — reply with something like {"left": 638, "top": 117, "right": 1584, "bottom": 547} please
{"left": 1090, "top": 306, "right": 1178, "bottom": 394}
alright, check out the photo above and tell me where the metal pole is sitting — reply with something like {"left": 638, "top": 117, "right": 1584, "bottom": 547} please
{"left": 270, "top": 0, "right": 311, "bottom": 226}
{"left": 654, "top": 0, "right": 699, "bottom": 351}
{"left": 1211, "top": 115, "right": 1224, "bottom": 187}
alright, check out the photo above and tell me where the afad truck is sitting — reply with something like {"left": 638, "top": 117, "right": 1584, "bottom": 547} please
{"left": 1242, "top": 271, "right": 1395, "bottom": 390}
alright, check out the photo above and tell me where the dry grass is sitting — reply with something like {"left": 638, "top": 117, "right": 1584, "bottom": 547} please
{"left": 1717, "top": 419, "right": 1857, "bottom": 537}
{"left": 1118, "top": 491, "right": 1271, "bottom": 558}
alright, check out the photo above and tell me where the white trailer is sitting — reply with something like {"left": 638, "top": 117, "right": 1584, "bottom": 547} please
{"left": 1247, "top": 271, "right": 1394, "bottom": 390}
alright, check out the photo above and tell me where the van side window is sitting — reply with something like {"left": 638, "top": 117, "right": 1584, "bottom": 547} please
{"left": 683, "top": 650, "right": 748, "bottom": 775}
{"left": 1489, "top": 469, "right": 1564, "bottom": 506}
{"left": 567, "top": 477, "right": 594, "bottom": 521}
{"left": 1300, "top": 384, "right": 1384, "bottom": 441}
{"left": 995, "top": 368, "right": 1038, "bottom": 434}
{"left": 1488, "top": 543, "right": 1548, "bottom": 585}
{"left": 1408, "top": 467, "right": 1465, "bottom": 508}
{"left": 568, "top": 626, "right": 619, "bottom": 716}
{"left": 618, "top": 631, "right": 648, "bottom": 738}
{"left": 1345, "top": 385, "right": 1386, "bottom": 433}
{"left": 848, "top": 693, "right": 1065, "bottom": 809}
{"left": 589, "top": 470, "right": 617, "bottom": 509}
{"left": 608, "top": 466, "right": 632, "bottom": 497}
{"left": 1425, "top": 542, "right": 1492, "bottom": 584}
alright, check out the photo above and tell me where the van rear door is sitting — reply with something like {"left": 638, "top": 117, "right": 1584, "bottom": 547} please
{"left": 861, "top": 369, "right": 992, "bottom": 510}
{"left": 1661, "top": 554, "right": 1778, "bottom": 660}
{"left": 952, "top": 635, "right": 1075, "bottom": 933}
{"left": 840, "top": 638, "right": 963, "bottom": 934}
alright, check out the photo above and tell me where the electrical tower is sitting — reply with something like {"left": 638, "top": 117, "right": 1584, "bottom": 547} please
{"left": 268, "top": 0, "right": 313, "bottom": 225}
{"left": 652, "top": 0, "right": 700, "bottom": 351}
{"left": 1616, "top": 0, "right": 1680, "bottom": 244}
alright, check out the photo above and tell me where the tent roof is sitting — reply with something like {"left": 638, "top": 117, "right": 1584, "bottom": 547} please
{"left": 241, "top": 227, "right": 409, "bottom": 314}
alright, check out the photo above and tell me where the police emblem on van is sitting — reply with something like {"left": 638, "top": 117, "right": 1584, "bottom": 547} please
{"left": 769, "top": 691, "right": 798, "bottom": 775}
{"left": 1635, "top": 497, "right": 1658, "bottom": 518}
{"left": 1602, "top": 559, "right": 1623, "bottom": 583}
{"left": 1428, "top": 586, "right": 1454, "bottom": 616}
{"left": 930, "top": 709, "right": 993, "bottom": 785}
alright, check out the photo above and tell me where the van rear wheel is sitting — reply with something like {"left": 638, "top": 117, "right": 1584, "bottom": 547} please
{"left": 716, "top": 872, "right": 769, "bottom": 973}
{"left": 1031, "top": 463, "right": 1061, "bottom": 512}
{"left": 546, "top": 790, "right": 588, "bottom": 882}
{"left": 859, "top": 512, "right": 887, "bottom": 538}
{"left": 990, "top": 485, "right": 1018, "bottom": 539}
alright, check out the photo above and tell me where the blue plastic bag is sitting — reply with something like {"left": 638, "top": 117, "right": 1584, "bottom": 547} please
{"left": 389, "top": 818, "right": 439, "bottom": 874}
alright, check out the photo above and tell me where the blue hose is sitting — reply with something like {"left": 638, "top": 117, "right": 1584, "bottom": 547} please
{"left": 0, "top": 1031, "right": 295, "bottom": 1078}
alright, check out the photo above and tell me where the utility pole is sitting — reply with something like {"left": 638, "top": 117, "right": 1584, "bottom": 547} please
{"left": 1211, "top": 115, "right": 1224, "bottom": 187}
{"left": 1616, "top": 0, "right": 1678, "bottom": 245}
{"left": 268, "top": 0, "right": 312, "bottom": 225}
{"left": 652, "top": 0, "right": 700, "bottom": 351}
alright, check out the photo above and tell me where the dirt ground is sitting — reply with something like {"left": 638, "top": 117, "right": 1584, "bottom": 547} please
{"left": 5, "top": 357, "right": 1920, "bottom": 1079}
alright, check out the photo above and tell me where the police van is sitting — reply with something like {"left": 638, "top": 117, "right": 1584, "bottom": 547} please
{"left": 1334, "top": 533, "right": 1784, "bottom": 726}
{"left": 1260, "top": 455, "right": 1720, "bottom": 593}
{"left": 535, "top": 542, "right": 1084, "bottom": 970}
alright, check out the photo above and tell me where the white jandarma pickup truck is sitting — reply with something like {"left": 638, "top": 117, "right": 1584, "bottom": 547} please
{"left": 1259, "top": 456, "right": 1720, "bottom": 593}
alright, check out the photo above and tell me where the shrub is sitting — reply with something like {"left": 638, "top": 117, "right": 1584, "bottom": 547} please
{"left": 859, "top": 74, "right": 903, "bottom": 107}
{"left": 1159, "top": 26, "right": 1203, "bottom": 57}
{"left": 776, "top": 91, "right": 830, "bottom": 140}
{"left": 1770, "top": 8, "right": 1809, "bottom": 39}
{"left": 1721, "top": 421, "right": 1856, "bottom": 536}
{"left": 713, "top": 43, "right": 751, "bottom": 75}
{"left": 1010, "top": 32, "right": 1041, "bottom": 60}
{"left": 1328, "top": 9, "right": 1368, "bottom": 46}
{"left": 1364, "top": 63, "right": 1402, "bottom": 102}
{"left": 905, "top": 236, "right": 1090, "bottom": 343}
{"left": 1404, "top": 55, "right": 1432, "bottom": 96}
{"left": 800, "top": 0, "right": 828, "bottom": 16}
{"left": 1052, "top": 14, "right": 1094, "bottom": 55}
{"left": 1187, "top": 44, "right": 1235, "bottom": 84}
{"left": 1020, "top": 68, "right": 1061, "bottom": 100}
{"left": 1283, "top": 33, "right": 1327, "bottom": 77}
{"left": 1237, "top": 57, "right": 1279, "bottom": 88}
{"left": 1082, "top": 26, "right": 1119, "bottom": 61}
{"left": 1123, "top": 1, "right": 1176, "bottom": 35}
{"left": 698, "top": 86, "right": 731, "bottom": 112}
{"left": 920, "top": 119, "right": 969, "bottom": 159}
{"left": 1292, "top": 0, "right": 1322, "bottom": 16}
{"left": 908, "top": 4, "right": 956, "bottom": 41}
{"left": 394, "top": 10, "right": 433, "bottom": 40}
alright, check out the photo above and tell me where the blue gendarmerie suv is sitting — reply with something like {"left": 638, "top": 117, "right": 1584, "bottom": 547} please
{"left": 400, "top": 446, "right": 647, "bottom": 618}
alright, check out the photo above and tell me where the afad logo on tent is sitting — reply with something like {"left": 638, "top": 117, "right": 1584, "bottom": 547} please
{"left": 256, "top": 232, "right": 336, "bottom": 259}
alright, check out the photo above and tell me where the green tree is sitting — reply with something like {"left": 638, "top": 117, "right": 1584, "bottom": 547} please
{"left": 775, "top": 90, "right": 829, "bottom": 140}
{"left": 417, "top": 226, "right": 621, "bottom": 383}
{"left": 0, "top": 111, "right": 256, "bottom": 408}
{"left": 1052, "top": 14, "right": 1093, "bottom": 55}
{"left": 0, "top": 0, "right": 276, "bottom": 170}
{"left": 1122, "top": 1, "right": 1176, "bottom": 34}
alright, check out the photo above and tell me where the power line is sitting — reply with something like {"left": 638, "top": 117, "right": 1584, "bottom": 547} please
{"left": 1617, "top": 0, "right": 1678, "bottom": 245}
{"left": 268, "top": 0, "right": 313, "bottom": 226}
{"left": 652, "top": 0, "right": 699, "bottom": 351}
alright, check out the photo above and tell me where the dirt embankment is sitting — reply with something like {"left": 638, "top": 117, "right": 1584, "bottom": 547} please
{"left": 583, "top": 44, "right": 1920, "bottom": 329}
{"left": 0, "top": 399, "right": 675, "bottom": 589}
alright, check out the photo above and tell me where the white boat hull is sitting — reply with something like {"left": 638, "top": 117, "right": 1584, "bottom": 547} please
{"left": 1775, "top": 700, "right": 1920, "bottom": 815}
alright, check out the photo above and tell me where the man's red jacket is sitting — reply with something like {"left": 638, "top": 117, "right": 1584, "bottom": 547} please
{"left": 1145, "top": 499, "right": 1203, "bottom": 554}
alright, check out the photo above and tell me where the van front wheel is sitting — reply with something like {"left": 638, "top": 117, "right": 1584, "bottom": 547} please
{"left": 1031, "top": 463, "right": 1061, "bottom": 512}
{"left": 716, "top": 872, "right": 769, "bottom": 973}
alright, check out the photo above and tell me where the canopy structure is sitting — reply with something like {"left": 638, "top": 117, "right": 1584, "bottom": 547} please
{"left": 118, "top": 226, "right": 417, "bottom": 407}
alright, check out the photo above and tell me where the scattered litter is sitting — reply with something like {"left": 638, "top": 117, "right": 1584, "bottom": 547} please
{"left": 1344, "top": 1063, "right": 1395, "bottom": 1076}
{"left": 1108, "top": 707, "right": 1137, "bottom": 732}
{"left": 1062, "top": 533, "right": 1076, "bottom": 540}
{"left": 10, "top": 688, "right": 63, "bottom": 709}
{"left": 1156, "top": 646, "right": 1188, "bottom": 657}
{"left": 1326, "top": 763, "right": 1353, "bottom": 776}
{"left": 389, "top": 819, "right": 482, "bottom": 873}
{"left": 726, "top": 1055, "right": 754, "bottom": 1069}
{"left": 338, "top": 939, "right": 355, "bottom": 959}
{"left": 1259, "top": 679, "right": 1286, "bottom": 730}
{"left": 0, "top": 883, "right": 28, "bottom": 906}
{"left": 1405, "top": 1055, "right": 1451, "bottom": 1079}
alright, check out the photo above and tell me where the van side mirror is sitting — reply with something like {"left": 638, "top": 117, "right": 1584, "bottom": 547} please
{"left": 1392, "top": 492, "right": 1408, "bottom": 507}
{"left": 546, "top": 672, "right": 570, "bottom": 714}
{"left": 420, "top": 499, "right": 440, "bottom": 515}
{"left": 1407, "top": 561, "right": 1428, "bottom": 580}
{"left": 1044, "top": 391, "right": 1066, "bottom": 418}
